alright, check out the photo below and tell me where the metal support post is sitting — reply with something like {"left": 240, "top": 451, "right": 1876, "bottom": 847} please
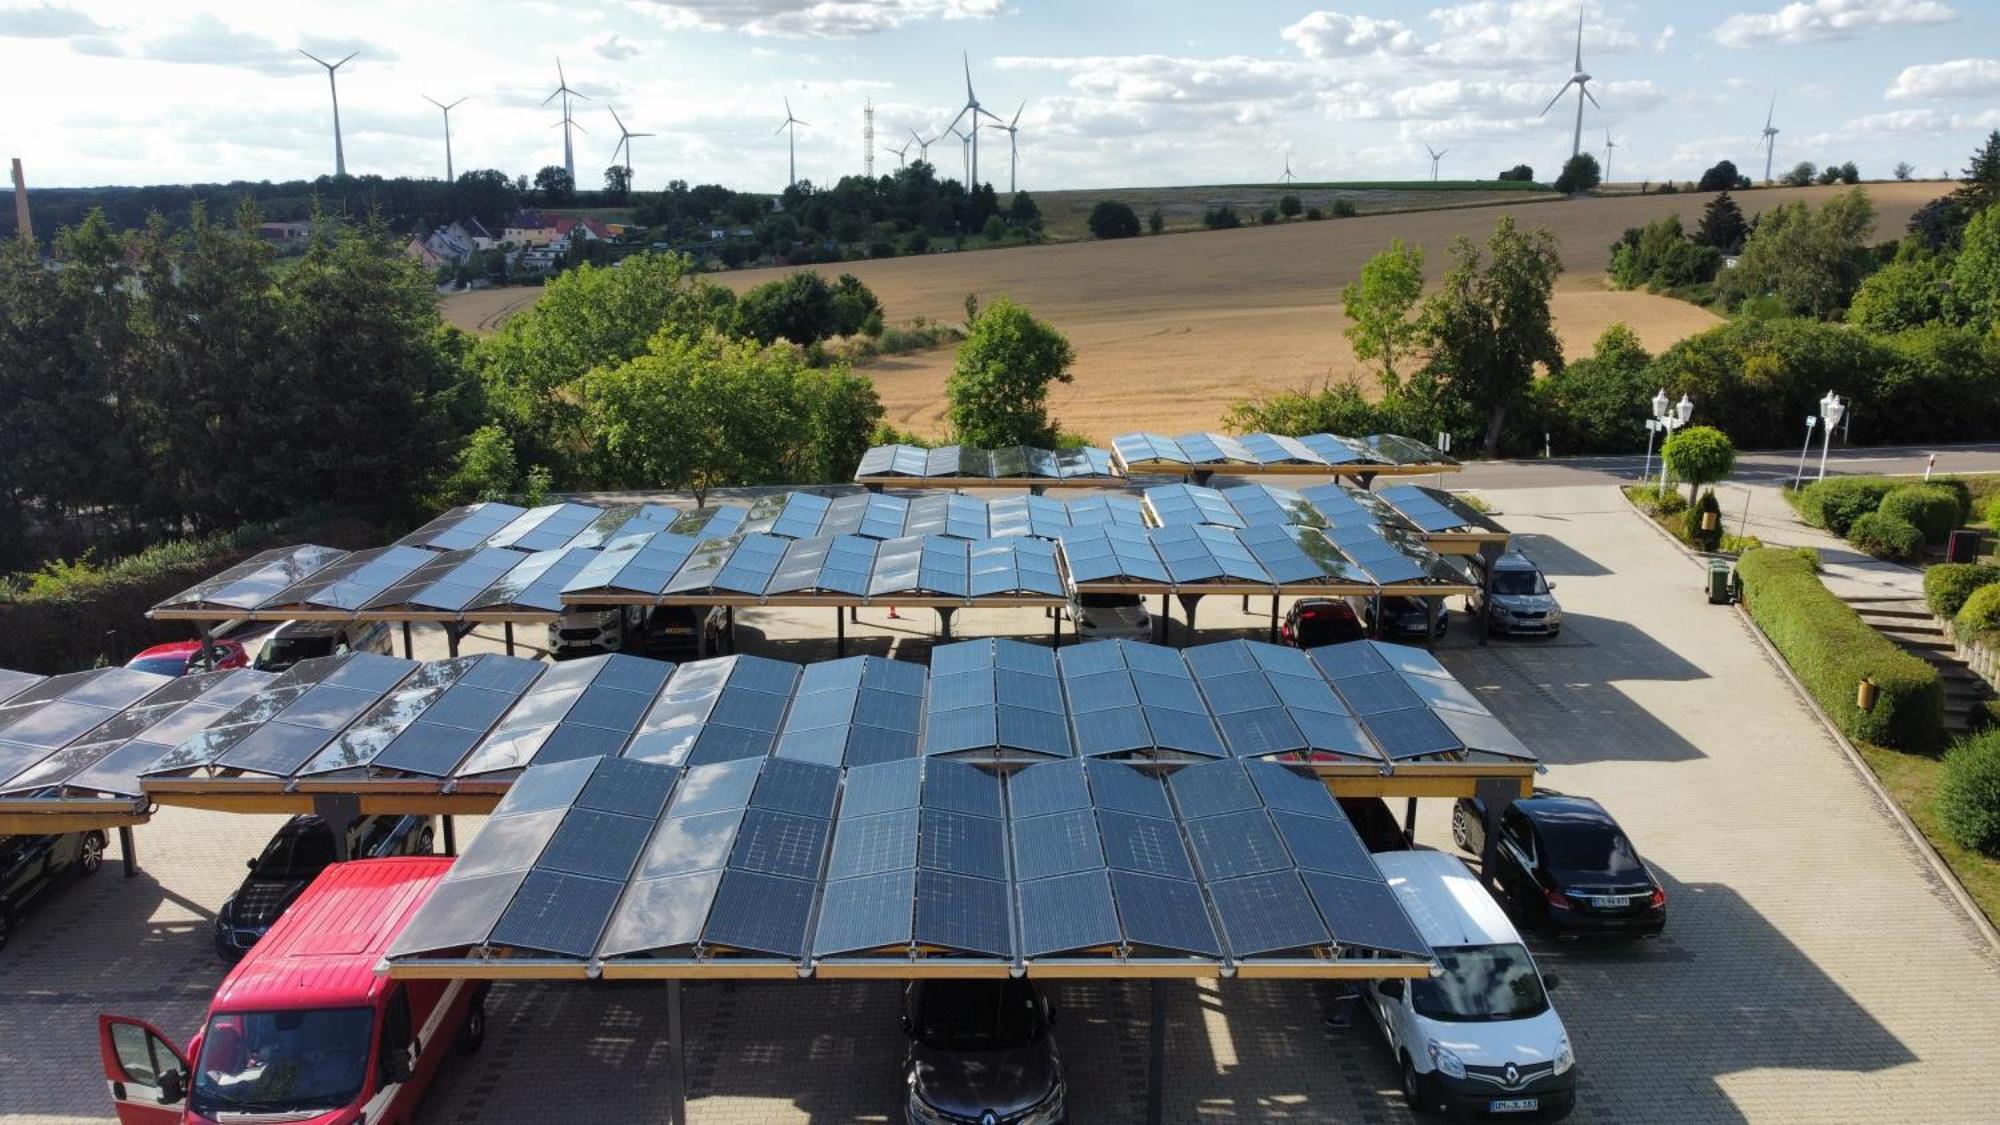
{"left": 937, "top": 608, "right": 955, "bottom": 641}
{"left": 442, "top": 815, "right": 457, "bottom": 857}
{"left": 119, "top": 825, "right": 138, "bottom": 877}
{"left": 1357, "top": 471, "right": 1377, "bottom": 490}
{"left": 1424, "top": 597, "right": 1441, "bottom": 651}
{"left": 835, "top": 607, "right": 847, "bottom": 657}
{"left": 1146, "top": 979, "right": 1167, "bottom": 1125}
{"left": 1403, "top": 797, "right": 1419, "bottom": 846}
{"left": 725, "top": 606, "right": 736, "bottom": 654}
{"left": 1050, "top": 612, "right": 1060, "bottom": 649}
{"left": 197, "top": 625, "right": 218, "bottom": 672}
{"left": 1175, "top": 595, "right": 1201, "bottom": 648}
{"left": 1268, "top": 595, "right": 1280, "bottom": 645}
{"left": 446, "top": 625, "right": 461, "bottom": 658}
{"left": 1158, "top": 594, "right": 1170, "bottom": 644}
{"left": 311, "top": 794, "right": 361, "bottom": 861}
{"left": 1191, "top": 470, "right": 1212, "bottom": 487}
{"left": 1476, "top": 542, "right": 1503, "bottom": 649}
{"left": 504, "top": 622, "right": 515, "bottom": 656}
{"left": 401, "top": 621, "right": 414, "bottom": 659}
{"left": 666, "top": 979, "right": 687, "bottom": 1125}
{"left": 1369, "top": 594, "right": 1383, "bottom": 640}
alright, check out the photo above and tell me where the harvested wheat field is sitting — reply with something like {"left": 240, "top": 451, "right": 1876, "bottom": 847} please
{"left": 446, "top": 182, "right": 1946, "bottom": 439}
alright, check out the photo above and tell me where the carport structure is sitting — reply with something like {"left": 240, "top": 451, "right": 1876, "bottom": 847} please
{"left": 1110, "top": 431, "right": 1459, "bottom": 485}
{"left": 855, "top": 442, "right": 1122, "bottom": 492}
{"left": 0, "top": 665, "right": 274, "bottom": 867}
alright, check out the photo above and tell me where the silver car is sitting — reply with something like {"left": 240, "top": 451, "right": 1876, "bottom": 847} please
{"left": 1474, "top": 552, "right": 1563, "bottom": 636}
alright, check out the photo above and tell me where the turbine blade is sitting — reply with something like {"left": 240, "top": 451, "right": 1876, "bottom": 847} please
{"left": 1011, "top": 100, "right": 1024, "bottom": 127}
{"left": 632, "top": 132, "right": 655, "bottom": 138}
{"left": 542, "top": 88, "right": 561, "bottom": 107}
{"left": 775, "top": 121, "right": 789, "bottom": 135}
{"left": 1765, "top": 91, "right": 1776, "bottom": 130}
{"left": 425, "top": 95, "right": 444, "bottom": 110}
{"left": 447, "top": 97, "right": 467, "bottom": 110}
{"left": 1574, "top": 4, "right": 1585, "bottom": 69}
{"left": 336, "top": 50, "right": 358, "bottom": 68}
{"left": 946, "top": 105, "right": 968, "bottom": 133}
{"left": 299, "top": 48, "right": 330, "bottom": 67}
{"left": 1583, "top": 84, "right": 1601, "bottom": 110}
{"left": 557, "top": 57, "right": 566, "bottom": 85}
{"left": 1540, "top": 82, "right": 1572, "bottom": 116}
{"left": 795, "top": 119, "right": 810, "bottom": 127}
{"left": 963, "top": 50, "right": 974, "bottom": 100}
{"left": 610, "top": 106, "right": 626, "bottom": 132}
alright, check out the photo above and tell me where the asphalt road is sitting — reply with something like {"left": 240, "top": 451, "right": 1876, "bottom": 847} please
{"left": 1451, "top": 442, "right": 2000, "bottom": 491}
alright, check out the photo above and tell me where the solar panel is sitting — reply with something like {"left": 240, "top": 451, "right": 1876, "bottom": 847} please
{"left": 1268, "top": 809, "right": 1378, "bottom": 880}
{"left": 1167, "top": 760, "right": 1263, "bottom": 818}
{"left": 1109, "top": 870, "right": 1220, "bottom": 956}
{"left": 840, "top": 756, "right": 924, "bottom": 816}
{"left": 1096, "top": 809, "right": 1194, "bottom": 879}
{"left": 913, "top": 869, "right": 1011, "bottom": 957}
{"left": 1436, "top": 708, "right": 1535, "bottom": 759}
{"left": 666, "top": 756, "right": 763, "bottom": 816}
{"left": 826, "top": 808, "right": 919, "bottom": 879}
{"left": 1242, "top": 761, "right": 1341, "bottom": 815}
{"left": 1072, "top": 706, "right": 1151, "bottom": 756}
{"left": 996, "top": 665, "right": 1062, "bottom": 713}
{"left": 1184, "top": 810, "right": 1292, "bottom": 879}
{"left": 921, "top": 759, "right": 1003, "bottom": 817}
{"left": 489, "top": 868, "right": 623, "bottom": 957}
{"left": 812, "top": 868, "right": 917, "bottom": 955}
{"left": 1302, "top": 870, "right": 1430, "bottom": 957}
{"left": 1084, "top": 759, "right": 1173, "bottom": 818}
{"left": 538, "top": 808, "right": 658, "bottom": 880}
{"left": 1333, "top": 671, "right": 1425, "bottom": 716}
{"left": 1307, "top": 640, "right": 1392, "bottom": 680}
{"left": 386, "top": 867, "right": 528, "bottom": 959}
{"left": 1361, "top": 706, "right": 1463, "bottom": 760}
{"left": 153, "top": 544, "right": 351, "bottom": 612}
{"left": 728, "top": 808, "right": 831, "bottom": 880}
{"left": 598, "top": 869, "right": 723, "bottom": 956}
{"left": 1006, "top": 759, "right": 1091, "bottom": 818}
{"left": 1018, "top": 869, "right": 1121, "bottom": 956}
{"left": 636, "top": 809, "right": 745, "bottom": 878}
{"left": 919, "top": 809, "right": 1007, "bottom": 879}
{"left": 1011, "top": 809, "right": 1104, "bottom": 880}
{"left": 703, "top": 869, "right": 816, "bottom": 956}
{"left": 1206, "top": 871, "right": 1331, "bottom": 956}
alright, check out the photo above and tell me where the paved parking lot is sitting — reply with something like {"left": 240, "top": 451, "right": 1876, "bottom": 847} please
{"left": 5, "top": 483, "right": 1998, "bottom": 1123}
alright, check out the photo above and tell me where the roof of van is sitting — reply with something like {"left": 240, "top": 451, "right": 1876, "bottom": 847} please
{"left": 211, "top": 857, "right": 452, "bottom": 1013}
{"left": 1372, "top": 849, "right": 1519, "bottom": 949}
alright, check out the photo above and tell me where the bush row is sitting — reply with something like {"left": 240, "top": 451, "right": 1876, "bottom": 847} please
{"left": 1736, "top": 548, "right": 1945, "bottom": 751}
{"left": 1938, "top": 729, "right": 2000, "bottom": 857}
{"left": 1925, "top": 564, "right": 2000, "bottom": 618}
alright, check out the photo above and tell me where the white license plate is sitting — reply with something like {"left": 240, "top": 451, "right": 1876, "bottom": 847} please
{"left": 1589, "top": 895, "right": 1627, "bottom": 909}
{"left": 1491, "top": 1098, "right": 1540, "bottom": 1113}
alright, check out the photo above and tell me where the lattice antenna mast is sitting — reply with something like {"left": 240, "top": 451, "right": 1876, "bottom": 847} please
{"left": 864, "top": 99, "right": 875, "bottom": 178}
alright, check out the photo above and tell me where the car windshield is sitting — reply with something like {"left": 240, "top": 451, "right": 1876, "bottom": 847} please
{"left": 127, "top": 656, "right": 187, "bottom": 676}
{"left": 1490, "top": 569, "right": 1548, "bottom": 596}
{"left": 1411, "top": 943, "right": 1549, "bottom": 1022}
{"left": 190, "top": 1007, "right": 373, "bottom": 1117}
{"left": 1537, "top": 816, "right": 1646, "bottom": 881}
{"left": 1080, "top": 592, "right": 1141, "bottom": 609}
{"left": 255, "top": 637, "right": 330, "bottom": 670}
{"left": 251, "top": 824, "right": 338, "bottom": 880}
{"left": 913, "top": 980, "right": 1044, "bottom": 1050}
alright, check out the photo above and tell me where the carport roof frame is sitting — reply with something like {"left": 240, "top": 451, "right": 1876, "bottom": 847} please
{"left": 854, "top": 442, "right": 1122, "bottom": 488}
{"left": 1110, "top": 431, "right": 1459, "bottom": 478}
{"left": 1060, "top": 522, "right": 1475, "bottom": 598}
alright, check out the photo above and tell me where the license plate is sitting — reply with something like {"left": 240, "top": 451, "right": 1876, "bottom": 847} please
{"left": 1491, "top": 1098, "right": 1539, "bottom": 1113}
{"left": 1589, "top": 895, "right": 1627, "bottom": 909}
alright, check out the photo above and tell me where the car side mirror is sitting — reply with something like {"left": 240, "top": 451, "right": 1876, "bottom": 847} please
{"left": 1542, "top": 974, "right": 1561, "bottom": 992}
{"left": 382, "top": 1045, "right": 413, "bottom": 1084}
{"left": 1546, "top": 582, "right": 1557, "bottom": 591}
{"left": 246, "top": 858, "right": 257, "bottom": 870}
{"left": 158, "top": 1069, "right": 185, "bottom": 1105}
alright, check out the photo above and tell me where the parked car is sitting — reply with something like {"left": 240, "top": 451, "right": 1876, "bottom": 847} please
{"left": 102, "top": 857, "right": 482, "bottom": 1125}
{"left": 213, "top": 813, "right": 434, "bottom": 961}
{"left": 1351, "top": 594, "right": 1451, "bottom": 641}
{"left": 253, "top": 620, "right": 394, "bottom": 672}
{"left": 1069, "top": 591, "right": 1152, "bottom": 643}
{"left": 1453, "top": 792, "right": 1665, "bottom": 939}
{"left": 1369, "top": 849, "right": 1576, "bottom": 1121}
{"left": 1279, "top": 598, "right": 1368, "bottom": 648}
{"left": 1339, "top": 796, "right": 1409, "bottom": 853}
{"left": 550, "top": 605, "right": 730, "bottom": 659}
{"left": 0, "top": 831, "right": 106, "bottom": 950}
{"left": 1470, "top": 552, "right": 1562, "bottom": 637}
{"left": 903, "top": 977, "right": 1065, "bottom": 1125}
{"left": 125, "top": 641, "right": 248, "bottom": 677}
{"left": 639, "top": 605, "right": 733, "bottom": 659}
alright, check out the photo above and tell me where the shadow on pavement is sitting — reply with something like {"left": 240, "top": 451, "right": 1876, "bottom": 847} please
{"left": 1511, "top": 532, "right": 1614, "bottom": 578}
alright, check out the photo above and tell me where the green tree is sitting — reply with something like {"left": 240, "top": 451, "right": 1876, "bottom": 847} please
{"left": 534, "top": 165, "right": 575, "bottom": 204}
{"left": 1340, "top": 239, "right": 1425, "bottom": 393}
{"left": 604, "top": 165, "right": 631, "bottom": 202}
{"left": 436, "top": 424, "right": 522, "bottom": 505}
{"left": 1148, "top": 208, "right": 1165, "bottom": 234}
{"left": 1698, "top": 160, "right": 1746, "bottom": 193}
{"left": 1947, "top": 204, "right": 2000, "bottom": 332}
{"left": 829, "top": 274, "right": 884, "bottom": 338}
{"left": 1662, "top": 424, "right": 1737, "bottom": 502}
{"left": 1693, "top": 191, "right": 1748, "bottom": 254}
{"left": 1961, "top": 130, "right": 2000, "bottom": 215}
{"left": 1780, "top": 161, "right": 1816, "bottom": 187}
{"left": 1533, "top": 323, "right": 1653, "bottom": 454}
{"left": 736, "top": 272, "right": 838, "bottom": 345}
{"left": 946, "top": 296, "right": 1075, "bottom": 447}
{"left": 1553, "top": 153, "right": 1601, "bottom": 194}
{"left": 1718, "top": 188, "right": 1876, "bottom": 319}
{"left": 1847, "top": 240, "right": 1949, "bottom": 332}
{"left": 1609, "top": 214, "right": 1722, "bottom": 290}
{"left": 1497, "top": 164, "right": 1535, "bottom": 182}
{"left": 453, "top": 169, "right": 519, "bottom": 231}
{"left": 1416, "top": 216, "right": 1565, "bottom": 454}
{"left": 983, "top": 214, "right": 1007, "bottom": 241}
{"left": 1203, "top": 206, "right": 1241, "bottom": 229}
{"left": 1008, "top": 191, "right": 1041, "bottom": 228}
{"left": 1087, "top": 201, "right": 1141, "bottom": 239}
{"left": 1279, "top": 194, "right": 1302, "bottom": 219}
{"left": 1258, "top": 206, "right": 1279, "bottom": 225}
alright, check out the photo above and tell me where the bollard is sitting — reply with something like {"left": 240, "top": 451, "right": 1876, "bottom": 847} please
{"left": 1856, "top": 677, "right": 1878, "bottom": 713}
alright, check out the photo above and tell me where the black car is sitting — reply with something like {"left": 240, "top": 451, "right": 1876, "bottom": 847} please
{"left": 0, "top": 831, "right": 106, "bottom": 950}
{"left": 1356, "top": 594, "right": 1451, "bottom": 641}
{"left": 903, "top": 978, "right": 1065, "bottom": 1125}
{"left": 1453, "top": 792, "right": 1665, "bottom": 938}
{"left": 1279, "top": 598, "right": 1368, "bottom": 648}
{"left": 213, "top": 813, "right": 434, "bottom": 960}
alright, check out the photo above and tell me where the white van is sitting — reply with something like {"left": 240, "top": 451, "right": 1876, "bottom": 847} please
{"left": 1068, "top": 591, "right": 1152, "bottom": 642}
{"left": 1367, "top": 850, "right": 1576, "bottom": 1120}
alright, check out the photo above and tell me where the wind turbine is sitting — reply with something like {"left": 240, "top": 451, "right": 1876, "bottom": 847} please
{"left": 949, "top": 124, "right": 971, "bottom": 185}
{"left": 1603, "top": 129, "right": 1618, "bottom": 183}
{"left": 1280, "top": 152, "right": 1297, "bottom": 186}
{"left": 608, "top": 105, "right": 653, "bottom": 185}
{"left": 1539, "top": 5, "right": 1600, "bottom": 161}
{"left": 885, "top": 136, "right": 914, "bottom": 168}
{"left": 299, "top": 49, "right": 357, "bottom": 177}
{"left": 1000, "top": 101, "right": 1025, "bottom": 192}
{"left": 944, "top": 52, "right": 1005, "bottom": 188}
{"left": 776, "top": 98, "right": 808, "bottom": 187}
{"left": 542, "top": 58, "right": 588, "bottom": 183}
{"left": 1424, "top": 144, "right": 1448, "bottom": 182}
{"left": 911, "top": 128, "right": 934, "bottom": 165}
{"left": 423, "top": 95, "right": 465, "bottom": 183}
{"left": 1759, "top": 92, "right": 1780, "bottom": 184}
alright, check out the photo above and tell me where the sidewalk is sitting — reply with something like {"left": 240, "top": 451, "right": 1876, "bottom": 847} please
{"left": 1718, "top": 480, "right": 1926, "bottom": 600}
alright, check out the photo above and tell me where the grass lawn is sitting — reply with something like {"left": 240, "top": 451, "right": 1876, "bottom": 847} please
{"left": 1854, "top": 741, "right": 2000, "bottom": 928}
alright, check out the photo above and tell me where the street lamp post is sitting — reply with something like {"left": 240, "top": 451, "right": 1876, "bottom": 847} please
{"left": 1816, "top": 391, "right": 1845, "bottom": 482}
{"left": 1654, "top": 391, "right": 1694, "bottom": 494}
{"left": 1793, "top": 415, "right": 1817, "bottom": 491}
{"left": 1643, "top": 419, "right": 1660, "bottom": 483}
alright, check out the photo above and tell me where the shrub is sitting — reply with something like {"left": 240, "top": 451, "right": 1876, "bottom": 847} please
{"left": 1662, "top": 426, "right": 1737, "bottom": 499}
{"left": 1203, "top": 206, "right": 1242, "bottom": 230}
{"left": 1988, "top": 494, "right": 2000, "bottom": 528}
{"left": 1935, "top": 731, "right": 2000, "bottom": 856}
{"left": 1736, "top": 548, "right": 1944, "bottom": 750}
{"left": 1878, "top": 484, "right": 1961, "bottom": 543}
{"left": 1331, "top": 198, "right": 1358, "bottom": 218}
{"left": 1925, "top": 564, "right": 2000, "bottom": 618}
{"left": 1796, "top": 477, "right": 1898, "bottom": 535}
{"left": 1848, "top": 512, "right": 1925, "bottom": 561}
{"left": 1147, "top": 208, "right": 1164, "bottom": 235}
{"left": 1259, "top": 206, "right": 1279, "bottom": 225}
{"left": 1086, "top": 201, "right": 1141, "bottom": 240}
{"left": 1305, "top": 207, "right": 1324, "bottom": 221}
{"left": 1686, "top": 489, "right": 1724, "bottom": 551}
{"left": 1957, "top": 583, "right": 2000, "bottom": 641}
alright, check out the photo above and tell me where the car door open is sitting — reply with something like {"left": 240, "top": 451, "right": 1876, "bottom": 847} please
{"left": 99, "top": 1014, "right": 188, "bottom": 1125}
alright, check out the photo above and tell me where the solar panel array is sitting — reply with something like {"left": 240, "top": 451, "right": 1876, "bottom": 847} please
{"left": 1113, "top": 432, "right": 1399, "bottom": 470}
{"left": 1375, "top": 485, "right": 1507, "bottom": 535}
{"left": 764, "top": 491, "right": 1145, "bottom": 542}
{"left": 387, "top": 750, "right": 1432, "bottom": 969}
{"left": 774, "top": 657, "right": 926, "bottom": 768}
{"left": 141, "top": 652, "right": 420, "bottom": 778}
{"left": 1311, "top": 640, "right": 1533, "bottom": 761}
{"left": 0, "top": 668, "right": 273, "bottom": 798}
{"left": 856, "top": 444, "right": 1119, "bottom": 481}
{"left": 925, "top": 639, "right": 1072, "bottom": 760}
{"left": 453, "top": 654, "right": 677, "bottom": 777}
{"left": 1058, "top": 523, "right": 1384, "bottom": 592}
{"left": 152, "top": 544, "right": 354, "bottom": 615}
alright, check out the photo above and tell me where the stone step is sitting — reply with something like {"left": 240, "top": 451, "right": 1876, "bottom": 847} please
{"left": 1850, "top": 605, "right": 1935, "bottom": 621}
{"left": 1883, "top": 634, "right": 1956, "bottom": 652}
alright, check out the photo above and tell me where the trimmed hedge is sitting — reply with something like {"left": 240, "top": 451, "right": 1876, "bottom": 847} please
{"left": 1987, "top": 494, "right": 2000, "bottom": 529}
{"left": 1848, "top": 511, "right": 1925, "bottom": 562}
{"left": 1796, "top": 477, "right": 1897, "bottom": 535}
{"left": 1936, "top": 731, "right": 2000, "bottom": 856}
{"left": 1957, "top": 584, "right": 2000, "bottom": 642}
{"left": 1685, "top": 489, "right": 1723, "bottom": 552}
{"left": 1879, "top": 484, "right": 1961, "bottom": 543}
{"left": 1737, "top": 547, "right": 1945, "bottom": 751}
{"left": 1926, "top": 564, "right": 2000, "bottom": 618}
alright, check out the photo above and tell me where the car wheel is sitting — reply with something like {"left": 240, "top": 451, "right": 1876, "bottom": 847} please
{"left": 1449, "top": 806, "right": 1472, "bottom": 854}
{"left": 417, "top": 827, "right": 436, "bottom": 855}
{"left": 78, "top": 833, "right": 106, "bottom": 877}
{"left": 1400, "top": 1057, "right": 1431, "bottom": 1117}
{"left": 460, "top": 998, "right": 487, "bottom": 1053}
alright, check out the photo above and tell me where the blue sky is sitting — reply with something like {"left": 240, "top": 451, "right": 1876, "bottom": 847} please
{"left": 2, "top": 0, "right": 1996, "bottom": 191}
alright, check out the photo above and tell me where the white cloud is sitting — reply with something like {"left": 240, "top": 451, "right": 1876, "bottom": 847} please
{"left": 629, "top": 0, "right": 1003, "bottom": 39}
{"left": 0, "top": 1, "right": 106, "bottom": 38}
{"left": 1886, "top": 57, "right": 2000, "bottom": 100}
{"left": 1279, "top": 11, "right": 1418, "bottom": 58}
{"left": 1713, "top": 0, "right": 1956, "bottom": 49}
{"left": 1837, "top": 106, "right": 2000, "bottom": 134}
{"left": 586, "top": 31, "right": 646, "bottom": 60}
{"left": 1654, "top": 25, "right": 1675, "bottom": 53}
{"left": 1423, "top": 0, "right": 1642, "bottom": 66}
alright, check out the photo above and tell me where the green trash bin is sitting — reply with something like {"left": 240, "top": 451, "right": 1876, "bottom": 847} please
{"left": 1707, "top": 558, "right": 1735, "bottom": 604}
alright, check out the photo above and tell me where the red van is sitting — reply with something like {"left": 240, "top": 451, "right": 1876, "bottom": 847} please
{"left": 98, "top": 857, "right": 483, "bottom": 1125}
